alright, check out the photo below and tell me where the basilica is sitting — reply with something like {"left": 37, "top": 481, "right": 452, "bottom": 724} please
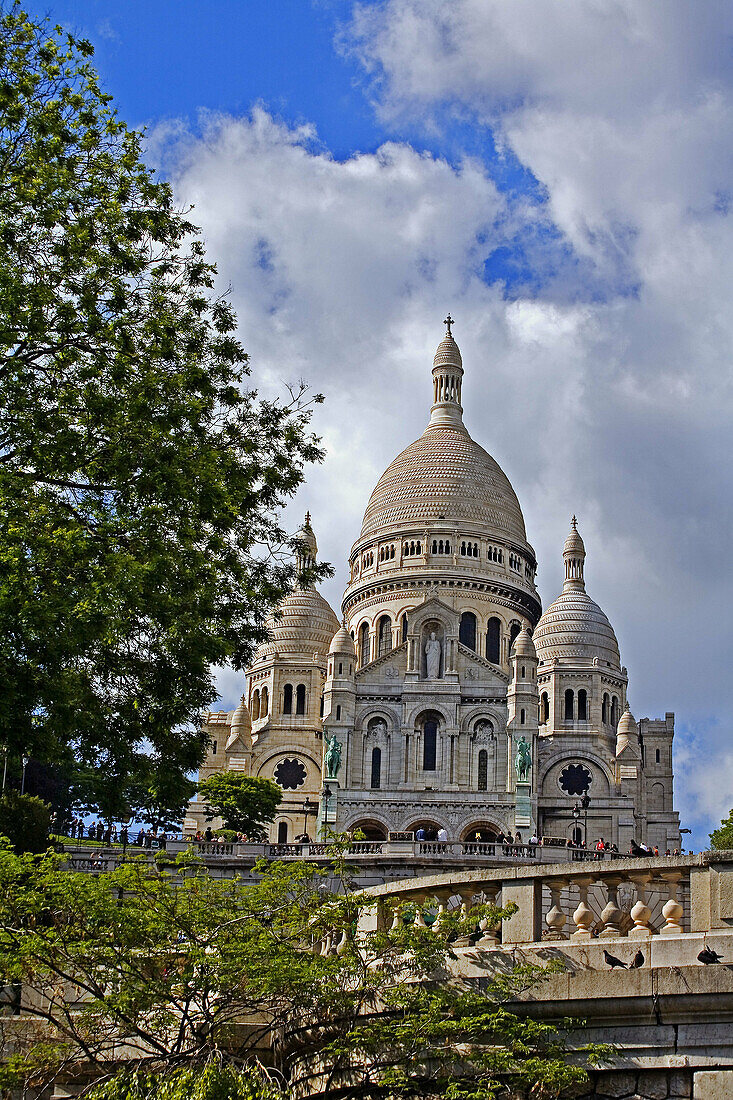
{"left": 190, "top": 323, "right": 680, "bottom": 855}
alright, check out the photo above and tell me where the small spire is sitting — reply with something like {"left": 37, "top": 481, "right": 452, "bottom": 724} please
{"left": 443, "top": 313, "right": 454, "bottom": 337}
{"left": 304, "top": 510, "right": 311, "bottom": 526}
{"left": 571, "top": 514, "right": 577, "bottom": 529}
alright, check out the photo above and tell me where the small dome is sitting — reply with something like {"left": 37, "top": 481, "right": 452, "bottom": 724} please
{"left": 512, "top": 623, "right": 536, "bottom": 660}
{"left": 533, "top": 590, "right": 621, "bottom": 669}
{"left": 226, "top": 695, "right": 251, "bottom": 752}
{"left": 616, "top": 703, "right": 638, "bottom": 738}
{"left": 563, "top": 516, "right": 585, "bottom": 558}
{"left": 616, "top": 703, "right": 639, "bottom": 757}
{"left": 296, "top": 512, "right": 318, "bottom": 557}
{"left": 257, "top": 587, "right": 340, "bottom": 663}
{"left": 329, "top": 624, "right": 356, "bottom": 656}
{"left": 433, "top": 334, "right": 462, "bottom": 369}
{"left": 535, "top": 520, "right": 620, "bottom": 668}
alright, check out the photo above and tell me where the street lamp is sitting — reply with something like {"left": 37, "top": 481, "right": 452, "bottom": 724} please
{"left": 580, "top": 793, "right": 591, "bottom": 845}
{"left": 320, "top": 786, "right": 332, "bottom": 839}
{"left": 20, "top": 755, "right": 29, "bottom": 796}
{"left": 302, "top": 797, "right": 312, "bottom": 835}
{"left": 1, "top": 744, "right": 7, "bottom": 793}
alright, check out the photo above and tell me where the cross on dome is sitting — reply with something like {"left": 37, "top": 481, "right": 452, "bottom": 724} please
{"left": 443, "top": 313, "right": 454, "bottom": 337}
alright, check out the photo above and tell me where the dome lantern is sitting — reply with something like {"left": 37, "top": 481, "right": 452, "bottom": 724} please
{"left": 295, "top": 511, "right": 319, "bottom": 586}
{"left": 429, "top": 314, "right": 465, "bottom": 430}
{"left": 563, "top": 515, "right": 586, "bottom": 592}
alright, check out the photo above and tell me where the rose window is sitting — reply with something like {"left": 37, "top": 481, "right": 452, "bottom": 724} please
{"left": 274, "top": 758, "right": 307, "bottom": 790}
{"left": 559, "top": 763, "right": 592, "bottom": 796}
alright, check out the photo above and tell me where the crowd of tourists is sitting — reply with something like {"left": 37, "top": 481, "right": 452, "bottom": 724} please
{"left": 66, "top": 818, "right": 184, "bottom": 849}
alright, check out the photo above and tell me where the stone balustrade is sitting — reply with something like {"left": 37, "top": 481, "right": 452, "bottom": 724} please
{"left": 356, "top": 851, "right": 733, "bottom": 946}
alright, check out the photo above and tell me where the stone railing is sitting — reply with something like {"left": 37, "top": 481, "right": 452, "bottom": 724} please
{"left": 165, "top": 838, "right": 620, "bottom": 864}
{"left": 354, "top": 851, "right": 733, "bottom": 945}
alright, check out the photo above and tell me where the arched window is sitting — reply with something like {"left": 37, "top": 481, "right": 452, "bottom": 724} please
{"left": 432, "top": 540, "right": 437, "bottom": 553}
{"left": 277, "top": 821, "right": 288, "bottom": 844}
{"left": 521, "top": 665, "right": 526, "bottom": 679}
{"left": 370, "top": 747, "right": 381, "bottom": 789}
{"left": 578, "top": 689, "right": 588, "bottom": 721}
{"left": 478, "top": 749, "right": 488, "bottom": 791}
{"left": 520, "top": 708, "right": 526, "bottom": 725}
{"left": 338, "top": 661, "right": 342, "bottom": 675}
{"left": 540, "top": 692, "right": 549, "bottom": 723}
{"left": 423, "top": 719, "right": 438, "bottom": 772}
{"left": 400, "top": 613, "right": 408, "bottom": 644}
{"left": 509, "top": 622, "right": 521, "bottom": 658}
{"left": 444, "top": 540, "right": 450, "bottom": 553}
{"left": 336, "top": 704, "right": 341, "bottom": 720}
{"left": 485, "top": 617, "right": 501, "bottom": 664}
{"left": 319, "top": 694, "right": 324, "bottom": 717}
{"left": 251, "top": 689, "right": 260, "bottom": 721}
{"left": 283, "top": 684, "right": 293, "bottom": 715}
{"left": 564, "top": 689, "right": 574, "bottom": 720}
{"left": 296, "top": 683, "right": 306, "bottom": 715}
{"left": 377, "top": 615, "right": 392, "bottom": 657}
{"left": 212, "top": 741, "right": 217, "bottom": 756}
{"left": 261, "top": 686, "right": 268, "bottom": 716}
{"left": 359, "top": 622, "right": 370, "bottom": 667}
{"left": 459, "top": 611, "right": 477, "bottom": 651}
{"left": 611, "top": 696, "right": 619, "bottom": 727}
{"left": 602, "top": 693, "right": 609, "bottom": 723}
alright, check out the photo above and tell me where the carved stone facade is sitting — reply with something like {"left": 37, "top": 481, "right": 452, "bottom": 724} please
{"left": 191, "top": 325, "right": 680, "bottom": 854}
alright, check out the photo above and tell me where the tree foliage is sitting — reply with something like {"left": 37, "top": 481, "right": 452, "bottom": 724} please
{"left": 196, "top": 773, "right": 282, "bottom": 838}
{"left": 0, "top": 3, "right": 329, "bottom": 820}
{"left": 0, "top": 841, "right": 609, "bottom": 1098}
{"left": 0, "top": 790, "right": 50, "bottom": 852}
{"left": 709, "top": 809, "right": 733, "bottom": 850}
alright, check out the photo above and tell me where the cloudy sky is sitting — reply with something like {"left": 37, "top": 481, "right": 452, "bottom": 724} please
{"left": 30, "top": 0, "right": 733, "bottom": 851}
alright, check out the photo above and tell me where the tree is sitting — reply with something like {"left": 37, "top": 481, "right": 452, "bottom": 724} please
{"left": 0, "top": 842, "right": 609, "bottom": 1098}
{"left": 0, "top": 791, "right": 50, "bottom": 852}
{"left": 710, "top": 810, "right": 733, "bottom": 850}
{"left": 0, "top": 3, "right": 329, "bottom": 820}
{"left": 197, "top": 773, "right": 282, "bottom": 838}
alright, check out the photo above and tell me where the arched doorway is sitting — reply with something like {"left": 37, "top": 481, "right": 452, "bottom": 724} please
{"left": 461, "top": 823, "right": 501, "bottom": 843}
{"left": 349, "top": 820, "right": 387, "bottom": 841}
{"left": 407, "top": 819, "right": 444, "bottom": 841}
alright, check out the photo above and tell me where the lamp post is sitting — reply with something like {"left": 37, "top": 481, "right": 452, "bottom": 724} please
{"left": 580, "top": 793, "right": 591, "bottom": 845}
{"left": 20, "top": 755, "right": 29, "bottom": 796}
{"left": 572, "top": 802, "right": 581, "bottom": 844}
{"left": 320, "top": 786, "right": 332, "bottom": 839}
{"left": 1, "top": 744, "right": 7, "bottom": 793}
{"left": 302, "top": 797, "right": 312, "bottom": 836}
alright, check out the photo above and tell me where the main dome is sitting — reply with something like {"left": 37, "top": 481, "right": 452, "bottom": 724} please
{"left": 360, "top": 323, "right": 528, "bottom": 545}
{"left": 360, "top": 426, "right": 528, "bottom": 543}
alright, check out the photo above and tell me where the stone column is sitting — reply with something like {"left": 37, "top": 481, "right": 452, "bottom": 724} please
{"left": 545, "top": 880, "right": 568, "bottom": 940}
{"left": 599, "top": 876, "right": 625, "bottom": 938}
{"left": 628, "top": 872, "right": 654, "bottom": 940}
{"left": 658, "top": 871, "right": 685, "bottom": 936}
{"left": 572, "top": 876, "right": 595, "bottom": 939}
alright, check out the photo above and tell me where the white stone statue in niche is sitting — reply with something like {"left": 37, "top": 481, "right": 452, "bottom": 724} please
{"left": 425, "top": 632, "right": 442, "bottom": 678}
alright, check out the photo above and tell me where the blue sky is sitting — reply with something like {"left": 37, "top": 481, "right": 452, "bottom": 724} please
{"left": 23, "top": 1, "right": 733, "bottom": 852}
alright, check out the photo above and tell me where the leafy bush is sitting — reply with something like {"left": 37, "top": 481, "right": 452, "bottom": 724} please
{"left": 0, "top": 792, "right": 51, "bottom": 853}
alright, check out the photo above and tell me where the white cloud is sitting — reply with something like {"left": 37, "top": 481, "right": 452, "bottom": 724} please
{"left": 157, "top": 0, "right": 733, "bottom": 850}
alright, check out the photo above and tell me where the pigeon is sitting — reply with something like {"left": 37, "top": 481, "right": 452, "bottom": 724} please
{"left": 630, "top": 950, "right": 644, "bottom": 969}
{"left": 698, "top": 946, "right": 724, "bottom": 964}
{"left": 603, "top": 949, "right": 627, "bottom": 969}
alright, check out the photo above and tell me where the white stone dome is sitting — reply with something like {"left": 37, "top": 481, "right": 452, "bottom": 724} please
{"left": 329, "top": 624, "right": 356, "bottom": 656}
{"left": 226, "top": 695, "right": 252, "bottom": 751}
{"left": 257, "top": 586, "right": 339, "bottom": 663}
{"left": 254, "top": 515, "right": 339, "bottom": 664}
{"left": 533, "top": 589, "right": 620, "bottom": 668}
{"left": 534, "top": 519, "right": 620, "bottom": 669}
{"left": 360, "top": 426, "right": 528, "bottom": 543}
{"left": 512, "top": 622, "right": 537, "bottom": 660}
